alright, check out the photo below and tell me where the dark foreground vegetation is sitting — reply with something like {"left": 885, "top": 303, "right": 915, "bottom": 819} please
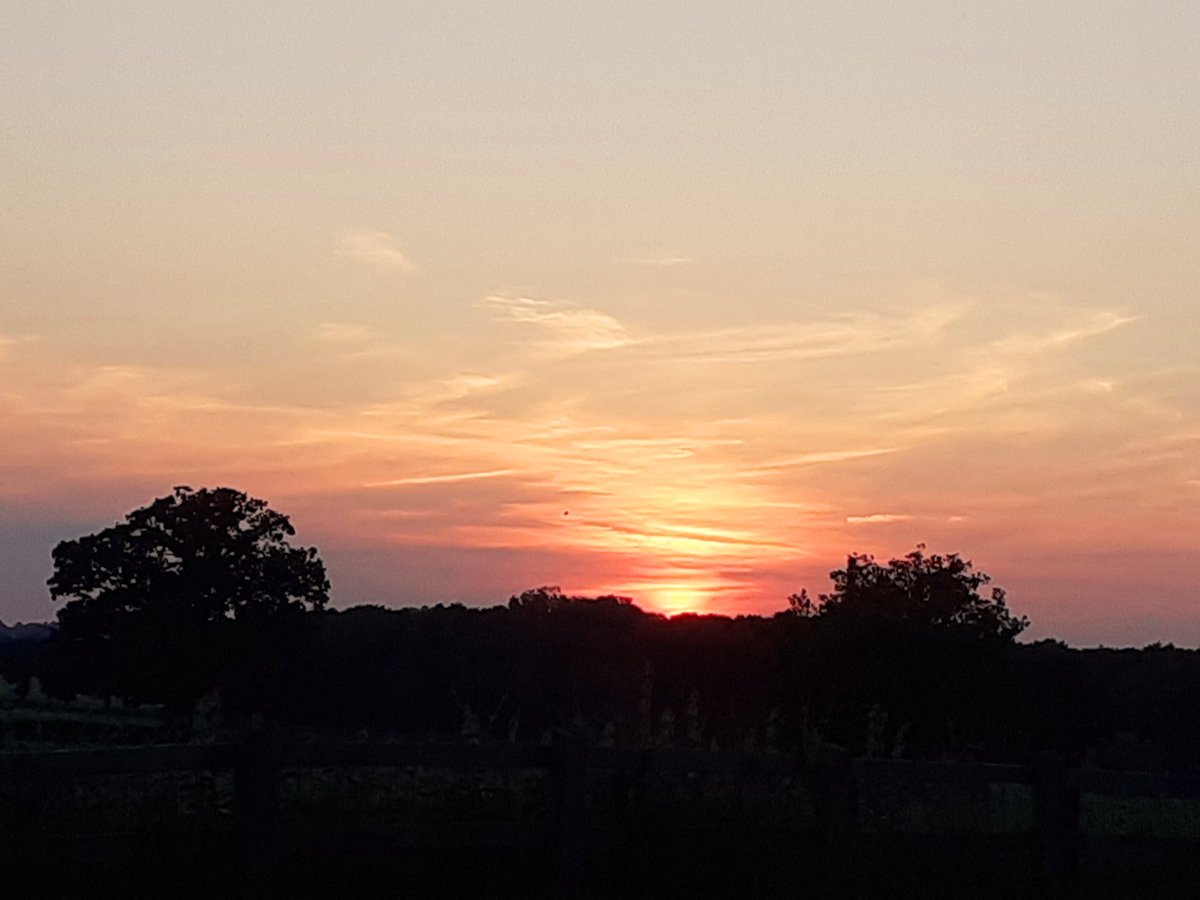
{"left": 11, "top": 581, "right": 1199, "bottom": 773}
{"left": 2, "top": 487, "right": 1199, "bottom": 897}
{"left": 5, "top": 736, "right": 1200, "bottom": 899}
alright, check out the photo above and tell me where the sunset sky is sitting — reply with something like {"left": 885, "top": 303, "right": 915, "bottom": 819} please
{"left": 2, "top": 3, "right": 1197, "bottom": 645}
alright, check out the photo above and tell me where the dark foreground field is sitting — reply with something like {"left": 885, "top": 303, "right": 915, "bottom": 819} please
{"left": 7, "top": 580, "right": 1200, "bottom": 897}
{"left": 4, "top": 742, "right": 1200, "bottom": 899}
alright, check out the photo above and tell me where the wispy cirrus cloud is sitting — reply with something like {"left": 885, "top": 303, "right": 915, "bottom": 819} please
{"left": 307, "top": 321, "right": 403, "bottom": 362}
{"left": 479, "top": 295, "right": 959, "bottom": 366}
{"left": 846, "top": 513, "right": 912, "bottom": 524}
{"left": 641, "top": 306, "right": 960, "bottom": 365}
{"left": 336, "top": 232, "right": 418, "bottom": 274}
{"left": 480, "top": 295, "right": 633, "bottom": 354}
{"left": 365, "top": 469, "right": 519, "bottom": 488}
{"left": 992, "top": 309, "right": 1136, "bottom": 356}
{"left": 752, "top": 448, "right": 901, "bottom": 471}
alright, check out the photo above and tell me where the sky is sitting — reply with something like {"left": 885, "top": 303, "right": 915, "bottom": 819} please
{"left": 1, "top": 2, "right": 1198, "bottom": 646}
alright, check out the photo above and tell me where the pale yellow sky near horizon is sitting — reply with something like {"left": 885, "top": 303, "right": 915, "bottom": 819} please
{"left": 2, "top": 2, "right": 1198, "bottom": 644}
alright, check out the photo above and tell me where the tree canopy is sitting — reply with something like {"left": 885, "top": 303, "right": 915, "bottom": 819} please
{"left": 48, "top": 486, "right": 329, "bottom": 704}
{"left": 809, "top": 545, "right": 1027, "bottom": 641}
{"left": 51, "top": 486, "right": 328, "bottom": 627}
{"left": 508, "top": 585, "right": 635, "bottom": 616}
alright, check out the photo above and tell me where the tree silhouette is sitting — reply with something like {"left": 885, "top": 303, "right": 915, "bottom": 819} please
{"left": 48, "top": 486, "right": 329, "bottom": 706}
{"left": 508, "top": 585, "right": 573, "bottom": 615}
{"left": 815, "top": 545, "right": 1027, "bottom": 641}
{"left": 508, "top": 585, "right": 634, "bottom": 616}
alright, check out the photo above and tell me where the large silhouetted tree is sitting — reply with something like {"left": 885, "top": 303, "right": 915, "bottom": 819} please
{"left": 779, "top": 547, "right": 1029, "bottom": 757}
{"left": 815, "top": 545, "right": 1027, "bottom": 640}
{"left": 48, "top": 486, "right": 329, "bottom": 706}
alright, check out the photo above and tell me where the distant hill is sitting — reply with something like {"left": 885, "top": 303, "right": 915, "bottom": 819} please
{"left": 0, "top": 621, "right": 56, "bottom": 643}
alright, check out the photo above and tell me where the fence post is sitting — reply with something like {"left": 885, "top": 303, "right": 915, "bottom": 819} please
{"left": 236, "top": 725, "right": 281, "bottom": 899}
{"left": 1033, "top": 753, "right": 1080, "bottom": 899}
{"left": 551, "top": 733, "right": 587, "bottom": 896}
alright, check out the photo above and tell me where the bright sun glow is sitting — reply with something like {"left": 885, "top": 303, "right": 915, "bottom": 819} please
{"left": 623, "top": 584, "right": 720, "bottom": 616}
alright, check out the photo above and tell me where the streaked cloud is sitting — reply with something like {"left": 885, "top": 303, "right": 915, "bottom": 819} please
{"left": 992, "top": 309, "right": 1136, "bottom": 356}
{"left": 634, "top": 306, "right": 960, "bottom": 365}
{"left": 755, "top": 448, "right": 900, "bottom": 470}
{"left": 365, "top": 469, "right": 518, "bottom": 487}
{"left": 481, "top": 295, "right": 633, "bottom": 354}
{"left": 336, "top": 232, "right": 417, "bottom": 274}
{"left": 478, "top": 295, "right": 960, "bottom": 367}
{"left": 846, "top": 514, "right": 912, "bottom": 524}
{"left": 435, "top": 373, "right": 509, "bottom": 401}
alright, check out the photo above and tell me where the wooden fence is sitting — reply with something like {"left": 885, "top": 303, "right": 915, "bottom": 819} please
{"left": 2, "top": 739, "right": 1199, "bottom": 897}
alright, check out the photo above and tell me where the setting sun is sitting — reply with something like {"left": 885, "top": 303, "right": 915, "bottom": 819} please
{"left": 648, "top": 587, "right": 717, "bottom": 617}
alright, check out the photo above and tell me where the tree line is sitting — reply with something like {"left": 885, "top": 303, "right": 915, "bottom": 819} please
{"left": 3, "top": 486, "right": 1198, "bottom": 770}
